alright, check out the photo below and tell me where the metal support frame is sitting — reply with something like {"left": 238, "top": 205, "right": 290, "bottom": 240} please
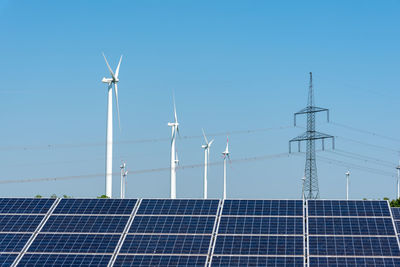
{"left": 289, "top": 72, "right": 334, "bottom": 199}
{"left": 206, "top": 199, "right": 225, "bottom": 267}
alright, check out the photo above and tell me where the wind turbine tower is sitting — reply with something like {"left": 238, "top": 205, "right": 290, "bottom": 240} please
{"left": 222, "top": 137, "right": 230, "bottom": 199}
{"left": 202, "top": 129, "right": 214, "bottom": 199}
{"left": 101, "top": 53, "right": 122, "bottom": 198}
{"left": 289, "top": 72, "right": 334, "bottom": 199}
{"left": 168, "top": 99, "right": 179, "bottom": 199}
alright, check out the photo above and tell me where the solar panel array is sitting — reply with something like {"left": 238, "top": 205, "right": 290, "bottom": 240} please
{"left": 308, "top": 200, "right": 400, "bottom": 266}
{"left": 210, "top": 200, "right": 305, "bottom": 266}
{"left": 0, "top": 198, "right": 399, "bottom": 266}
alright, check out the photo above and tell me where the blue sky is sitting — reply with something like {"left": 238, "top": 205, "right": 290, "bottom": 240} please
{"left": 0, "top": 0, "right": 399, "bottom": 199}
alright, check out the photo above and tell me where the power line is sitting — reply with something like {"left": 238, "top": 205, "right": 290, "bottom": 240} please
{"left": 0, "top": 151, "right": 301, "bottom": 185}
{"left": 325, "top": 149, "right": 396, "bottom": 168}
{"left": 336, "top": 136, "right": 400, "bottom": 154}
{"left": 330, "top": 121, "right": 400, "bottom": 143}
{"left": 0, "top": 125, "right": 293, "bottom": 151}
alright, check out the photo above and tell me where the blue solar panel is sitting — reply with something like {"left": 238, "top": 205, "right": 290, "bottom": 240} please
{"left": 309, "top": 257, "right": 400, "bottom": 267}
{"left": 394, "top": 220, "right": 400, "bottom": 232}
{"left": 28, "top": 233, "right": 120, "bottom": 253}
{"left": 129, "top": 216, "right": 216, "bottom": 234}
{"left": 18, "top": 254, "right": 111, "bottom": 266}
{"left": 53, "top": 199, "right": 137, "bottom": 214}
{"left": 222, "top": 200, "right": 303, "bottom": 216}
{"left": 0, "top": 254, "right": 17, "bottom": 266}
{"left": 218, "top": 216, "right": 303, "bottom": 235}
{"left": 114, "top": 255, "right": 207, "bottom": 266}
{"left": 309, "top": 236, "right": 400, "bottom": 256}
{"left": 308, "top": 200, "right": 390, "bottom": 217}
{"left": 213, "top": 235, "right": 303, "bottom": 256}
{"left": 0, "top": 234, "right": 31, "bottom": 252}
{"left": 0, "top": 198, "right": 55, "bottom": 214}
{"left": 0, "top": 215, "right": 44, "bottom": 232}
{"left": 137, "top": 199, "right": 219, "bottom": 215}
{"left": 392, "top": 207, "right": 400, "bottom": 220}
{"left": 308, "top": 217, "right": 395, "bottom": 236}
{"left": 42, "top": 215, "right": 129, "bottom": 233}
{"left": 120, "top": 234, "right": 211, "bottom": 254}
{"left": 211, "top": 256, "right": 304, "bottom": 266}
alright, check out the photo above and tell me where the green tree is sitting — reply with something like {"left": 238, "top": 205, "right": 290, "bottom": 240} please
{"left": 97, "top": 195, "right": 109, "bottom": 199}
{"left": 35, "top": 195, "right": 42, "bottom": 198}
{"left": 50, "top": 194, "right": 57, "bottom": 199}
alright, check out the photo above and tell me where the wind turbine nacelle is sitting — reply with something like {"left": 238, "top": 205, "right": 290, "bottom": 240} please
{"left": 102, "top": 77, "right": 113, "bottom": 84}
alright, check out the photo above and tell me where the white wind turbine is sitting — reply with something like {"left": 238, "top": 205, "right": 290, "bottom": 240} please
{"left": 168, "top": 98, "right": 179, "bottom": 199}
{"left": 101, "top": 53, "right": 122, "bottom": 198}
{"left": 201, "top": 129, "right": 214, "bottom": 199}
{"left": 222, "top": 137, "right": 230, "bottom": 199}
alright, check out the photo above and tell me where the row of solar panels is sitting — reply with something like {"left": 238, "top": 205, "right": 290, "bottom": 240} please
{"left": 0, "top": 198, "right": 398, "bottom": 266}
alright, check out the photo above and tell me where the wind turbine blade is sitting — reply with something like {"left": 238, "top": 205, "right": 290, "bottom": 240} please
{"left": 114, "top": 83, "right": 121, "bottom": 131}
{"left": 102, "top": 52, "right": 116, "bottom": 79}
{"left": 209, "top": 139, "right": 214, "bottom": 147}
{"left": 202, "top": 128, "right": 209, "bottom": 144}
{"left": 115, "top": 55, "right": 123, "bottom": 78}
{"left": 173, "top": 93, "right": 178, "bottom": 123}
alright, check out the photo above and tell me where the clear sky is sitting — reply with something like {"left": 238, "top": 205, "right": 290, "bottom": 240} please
{"left": 0, "top": 0, "right": 399, "bottom": 200}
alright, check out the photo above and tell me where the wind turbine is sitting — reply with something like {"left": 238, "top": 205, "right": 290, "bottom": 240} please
{"left": 101, "top": 53, "right": 122, "bottom": 198}
{"left": 201, "top": 129, "right": 214, "bottom": 199}
{"left": 168, "top": 97, "right": 179, "bottom": 199}
{"left": 222, "top": 137, "right": 230, "bottom": 199}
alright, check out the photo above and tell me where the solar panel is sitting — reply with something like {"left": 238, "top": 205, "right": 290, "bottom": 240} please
{"left": 211, "top": 256, "right": 304, "bottom": 266}
{"left": 0, "top": 198, "right": 55, "bottom": 214}
{"left": 308, "top": 217, "right": 396, "bottom": 236}
{"left": 222, "top": 200, "right": 303, "bottom": 216}
{"left": 28, "top": 233, "right": 121, "bottom": 253}
{"left": 218, "top": 216, "right": 303, "bottom": 235}
{"left": 137, "top": 199, "right": 219, "bottom": 215}
{"left": 391, "top": 207, "right": 400, "bottom": 220}
{"left": 0, "top": 254, "right": 18, "bottom": 266}
{"left": 120, "top": 234, "right": 211, "bottom": 254}
{"left": 0, "top": 215, "right": 44, "bottom": 232}
{"left": 308, "top": 200, "right": 390, "bottom": 217}
{"left": 129, "top": 216, "right": 216, "bottom": 234}
{"left": 53, "top": 199, "right": 137, "bottom": 215}
{"left": 42, "top": 215, "right": 129, "bottom": 233}
{"left": 0, "top": 234, "right": 31, "bottom": 252}
{"left": 309, "top": 257, "right": 400, "bottom": 267}
{"left": 308, "top": 236, "right": 400, "bottom": 257}
{"left": 18, "top": 254, "right": 112, "bottom": 267}
{"left": 114, "top": 255, "right": 207, "bottom": 266}
{"left": 213, "top": 235, "right": 304, "bottom": 256}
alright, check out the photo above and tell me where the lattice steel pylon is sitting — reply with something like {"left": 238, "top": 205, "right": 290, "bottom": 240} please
{"left": 289, "top": 72, "right": 334, "bottom": 199}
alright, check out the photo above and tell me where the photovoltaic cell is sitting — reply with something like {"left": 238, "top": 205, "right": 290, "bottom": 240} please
{"left": 211, "top": 256, "right": 304, "bottom": 267}
{"left": 0, "top": 215, "right": 44, "bottom": 232}
{"left": 137, "top": 199, "right": 219, "bottom": 215}
{"left": 18, "top": 254, "right": 112, "bottom": 267}
{"left": 0, "top": 254, "right": 17, "bottom": 266}
{"left": 213, "top": 235, "right": 303, "bottom": 256}
{"left": 53, "top": 199, "right": 137, "bottom": 215}
{"left": 0, "top": 198, "right": 55, "bottom": 214}
{"left": 308, "top": 200, "right": 390, "bottom": 217}
{"left": 308, "top": 236, "right": 400, "bottom": 256}
{"left": 391, "top": 207, "right": 400, "bottom": 220}
{"left": 129, "top": 216, "right": 215, "bottom": 234}
{"left": 222, "top": 200, "right": 303, "bottom": 216}
{"left": 114, "top": 255, "right": 207, "bottom": 266}
{"left": 308, "top": 217, "right": 395, "bottom": 236}
{"left": 0, "top": 234, "right": 31, "bottom": 252}
{"left": 309, "top": 257, "right": 400, "bottom": 267}
{"left": 28, "top": 233, "right": 120, "bottom": 253}
{"left": 218, "top": 216, "right": 303, "bottom": 235}
{"left": 120, "top": 234, "right": 211, "bottom": 254}
{"left": 394, "top": 221, "right": 400, "bottom": 233}
{"left": 42, "top": 215, "right": 129, "bottom": 233}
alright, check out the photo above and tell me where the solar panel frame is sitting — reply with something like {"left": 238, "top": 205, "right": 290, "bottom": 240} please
{"left": 0, "top": 198, "right": 56, "bottom": 214}
{"left": 0, "top": 215, "right": 44, "bottom": 233}
{"left": 307, "top": 200, "right": 391, "bottom": 217}
{"left": 137, "top": 199, "right": 220, "bottom": 216}
{"left": 53, "top": 198, "right": 137, "bottom": 215}
{"left": 221, "top": 199, "right": 304, "bottom": 216}
{"left": 18, "top": 253, "right": 112, "bottom": 267}
{"left": 114, "top": 254, "right": 208, "bottom": 266}
{"left": 210, "top": 256, "right": 304, "bottom": 267}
